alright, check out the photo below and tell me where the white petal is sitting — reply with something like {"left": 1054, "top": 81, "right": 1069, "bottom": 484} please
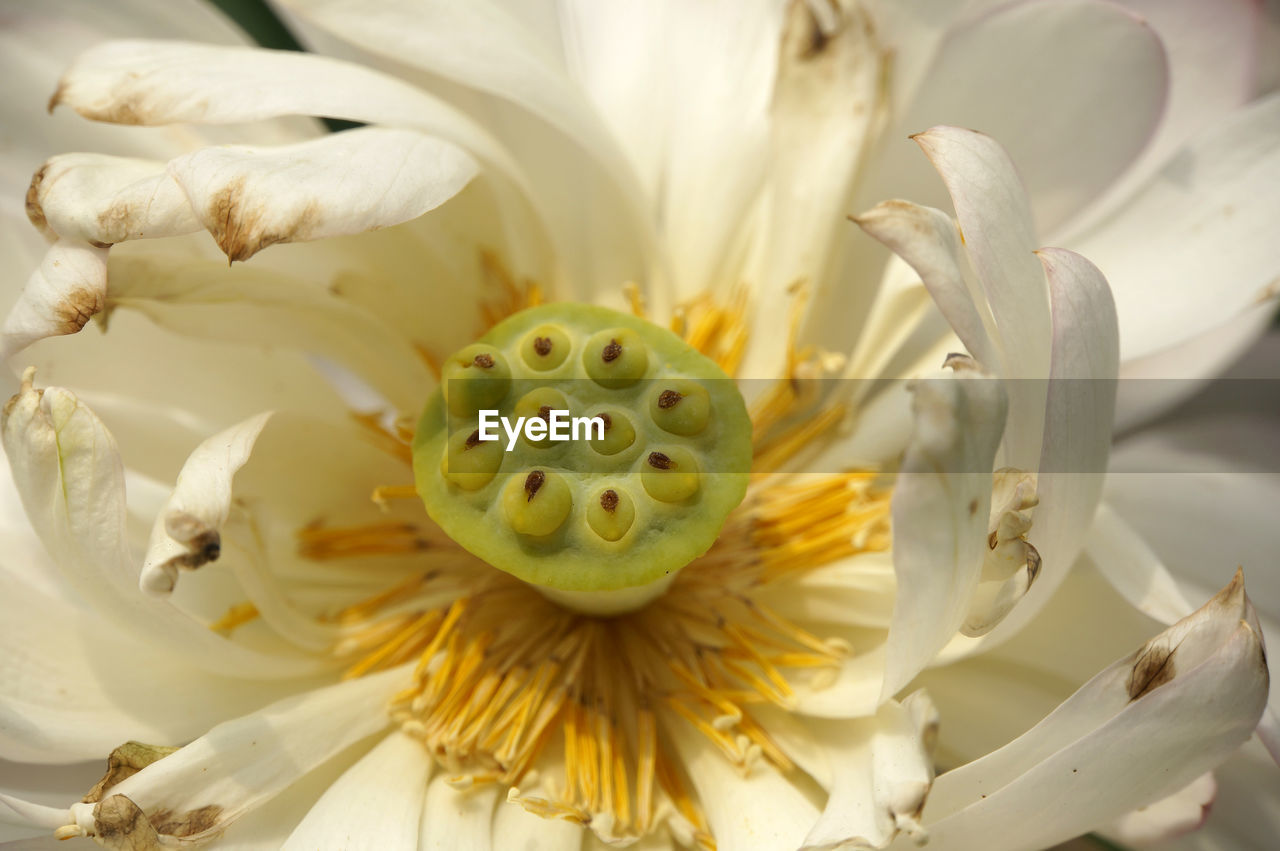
{"left": 911, "top": 126, "right": 1051, "bottom": 470}
{"left": 0, "top": 555, "right": 319, "bottom": 764}
{"left": 1, "top": 374, "right": 322, "bottom": 678}
{"left": 853, "top": 200, "right": 997, "bottom": 369}
{"left": 106, "top": 250, "right": 432, "bottom": 416}
{"left": 419, "top": 774, "right": 499, "bottom": 849}
{"left": 801, "top": 696, "right": 935, "bottom": 850}
{"left": 1068, "top": 93, "right": 1280, "bottom": 362}
{"left": 282, "top": 732, "right": 430, "bottom": 850}
{"left": 860, "top": 0, "right": 1167, "bottom": 235}
{"left": 669, "top": 721, "right": 818, "bottom": 851}
{"left": 882, "top": 370, "right": 1007, "bottom": 700}
{"left": 1, "top": 240, "right": 106, "bottom": 360}
{"left": 921, "top": 573, "right": 1269, "bottom": 850}
{"left": 165, "top": 126, "right": 476, "bottom": 262}
{"left": 0, "top": 795, "right": 66, "bottom": 832}
{"left": 67, "top": 667, "right": 406, "bottom": 843}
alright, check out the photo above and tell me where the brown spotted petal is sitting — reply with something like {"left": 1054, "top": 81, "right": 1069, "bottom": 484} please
{"left": 25, "top": 153, "right": 200, "bottom": 246}
{"left": 0, "top": 239, "right": 106, "bottom": 360}
{"left": 140, "top": 414, "right": 273, "bottom": 597}
{"left": 49, "top": 39, "right": 518, "bottom": 180}
{"left": 65, "top": 668, "right": 407, "bottom": 846}
{"left": 917, "top": 571, "right": 1268, "bottom": 851}
{"left": 167, "top": 127, "right": 476, "bottom": 263}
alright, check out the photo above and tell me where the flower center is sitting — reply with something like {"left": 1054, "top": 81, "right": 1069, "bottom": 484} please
{"left": 283, "top": 290, "right": 892, "bottom": 846}
{"left": 411, "top": 303, "right": 753, "bottom": 615}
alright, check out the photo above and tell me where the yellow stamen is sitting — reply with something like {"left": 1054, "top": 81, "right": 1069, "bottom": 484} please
{"left": 208, "top": 602, "right": 259, "bottom": 635}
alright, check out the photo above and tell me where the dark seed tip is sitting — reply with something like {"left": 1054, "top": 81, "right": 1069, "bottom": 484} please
{"left": 533, "top": 336, "right": 553, "bottom": 356}
{"left": 473, "top": 353, "right": 495, "bottom": 369}
{"left": 647, "top": 452, "right": 673, "bottom": 470}
{"left": 601, "top": 339, "right": 622, "bottom": 363}
{"left": 464, "top": 429, "right": 482, "bottom": 449}
{"left": 600, "top": 489, "right": 619, "bottom": 513}
{"left": 524, "top": 470, "right": 545, "bottom": 500}
{"left": 598, "top": 413, "right": 612, "bottom": 431}
{"left": 657, "top": 389, "right": 684, "bottom": 409}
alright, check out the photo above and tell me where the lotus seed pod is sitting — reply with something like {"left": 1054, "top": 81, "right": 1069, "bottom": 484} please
{"left": 641, "top": 448, "right": 700, "bottom": 503}
{"left": 520, "top": 324, "right": 571, "bottom": 371}
{"left": 649, "top": 379, "right": 711, "bottom": 436}
{"left": 586, "top": 487, "right": 636, "bottom": 542}
{"left": 588, "top": 409, "right": 636, "bottom": 456}
{"left": 440, "top": 428, "right": 503, "bottom": 490}
{"left": 412, "top": 303, "right": 752, "bottom": 614}
{"left": 502, "top": 470, "right": 572, "bottom": 537}
{"left": 442, "top": 344, "right": 511, "bottom": 417}
{"left": 584, "top": 328, "right": 649, "bottom": 388}
{"left": 513, "top": 387, "right": 571, "bottom": 446}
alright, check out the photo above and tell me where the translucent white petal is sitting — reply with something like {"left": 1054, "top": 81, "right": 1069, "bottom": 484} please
{"left": 282, "top": 732, "right": 431, "bottom": 850}
{"left": 419, "top": 774, "right": 499, "bottom": 850}
{"left": 277, "top": 0, "right": 634, "bottom": 203}
{"left": 988, "top": 247, "right": 1118, "bottom": 640}
{"left": 1064, "top": 0, "right": 1259, "bottom": 232}
{"left": 801, "top": 697, "right": 935, "bottom": 850}
{"left": 1100, "top": 771, "right": 1216, "bottom": 847}
{"left": 1068, "top": 94, "right": 1280, "bottom": 362}
{"left": 1084, "top": 503, "right": 1194, "bottom": 625}
{"left": 106, "top": 250, "right": 432, "bottom": 416}
{"left": 490, "top": 798, "right": 584, "bottom": 851}
{"left": 853, "top": 200, "right": 997, "bottom": 369}
{"left": 911, "top": 126, "right": 1051, "bottom": 470}
{"left": 859, "top": 0, "right": 1167, "bottom": 235}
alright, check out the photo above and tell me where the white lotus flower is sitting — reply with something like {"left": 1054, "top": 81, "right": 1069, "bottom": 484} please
{"left": 1, "top": 1, "right": 1277, "bottom": 850}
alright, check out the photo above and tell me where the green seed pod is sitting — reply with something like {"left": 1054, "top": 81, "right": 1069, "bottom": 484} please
{"left": 586, "top": 487, "right": 636, "bottom": 542}
{"left": 519, "top": 324, "right": 571, "bottom": 371}
{"left": 412, "top": 303, "right": 751, "bottom": 614}
{"left": 584, "top": 328, "right": 649, "bottom": 388}
{"left": 502, "top": 469, "right": 572, "bottom": 537}
{"left": 649, "top": 379, "right": 711, "bottom": 436}
{"left": 587, "top": 409, "right": 636, "bottom": 456}
{"left": 440, "top": 428, "right": 504, "bottom": 490}
{"left": 641, "top": 448, "right": 700, "bottom": 503}
{"left": 441, "top": 344, "right": 511, "bottom": 417}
